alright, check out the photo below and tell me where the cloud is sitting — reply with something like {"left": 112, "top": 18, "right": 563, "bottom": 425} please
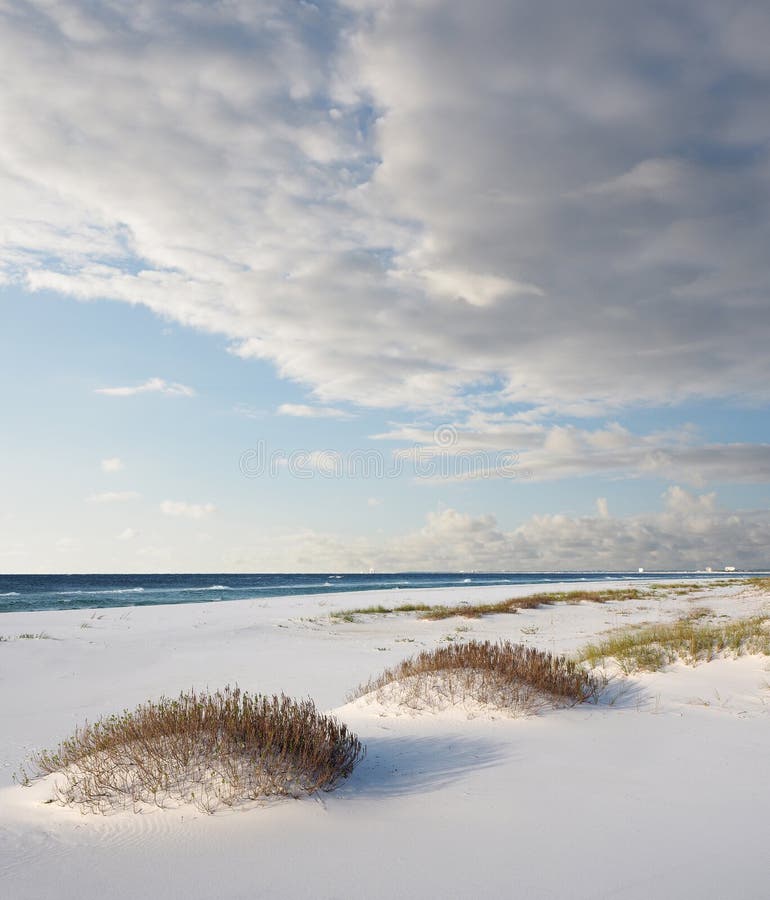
{"left": 277, "top": 403, "right": 354, "bottom": 419}
{"left": 225, "top": 488, "right": 770, "bottom": 572}
{"left": 377, "top": 416, "right": 770, "bottom": 485}
{"left": 117, "top": 527, "right": 139, "bottom": 541}
{"left": 95, "top": 378, "right": 195, "bottom": 398}
{"left": 101, "top": 457, "right": 124, "bottom": 473}
{"left": 0, "top": 1, "right": 768, "bottom": 415}
{"left": 160, "top": 500, "right": 216, "bottom": 520}
{"left": 87, "top": 491, "right": 141, "bottom": 503}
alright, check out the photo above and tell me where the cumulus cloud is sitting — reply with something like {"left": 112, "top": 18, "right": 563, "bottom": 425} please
{"left": 101, "top": 457, "right": 124, "bottom": 473}
{"left": 225, "top": 488, "right": 770, "bottom": 572}
{"left": 277, "top": 403, "right": 354, "bottom": 419}
{"left": 0, "top": 1, "right": 768, "bottom": 416}
{"left": 87, "top": 491, "right": 141, "bottom": 503}
{"left": 160, "top": 500, "right": 216, "bottom": 520}
{"left": 95, "top": 378, "right": 195, "bottom": 398}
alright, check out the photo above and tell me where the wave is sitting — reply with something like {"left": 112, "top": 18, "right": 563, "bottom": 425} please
{"left": 186, "top": 585, "right": 232, "bottom": 592}
{"left": 52, "top": 585, "right": 236, "bottom": 597}
{"left": 54, "top": 588, "right": 147, "bottom": 596}
{"left": 0, "top": 591, "right": 20, "bottom": 596}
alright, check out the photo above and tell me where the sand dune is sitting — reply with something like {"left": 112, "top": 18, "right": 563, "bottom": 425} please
{"left": 2, "top": 579, "right": 769, "bottom": 899}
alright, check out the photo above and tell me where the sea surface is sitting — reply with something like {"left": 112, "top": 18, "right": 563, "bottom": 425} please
{"left": 0, "top": 571, "right": 760, "bottom": 614}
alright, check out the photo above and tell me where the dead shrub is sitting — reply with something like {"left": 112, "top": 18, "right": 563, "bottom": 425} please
{"left": 28, "top": 686, "right": 364, "bottom": 814}
{"left": 350, "top": 640, "right": 601, "bottom": 715}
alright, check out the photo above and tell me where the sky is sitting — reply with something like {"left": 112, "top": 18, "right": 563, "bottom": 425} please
{"left": 1, "top": 0, "right": 770, "bottom": 572}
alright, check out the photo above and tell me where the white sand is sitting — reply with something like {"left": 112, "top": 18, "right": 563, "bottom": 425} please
{"left": 1, "top": 579, "right": 769, "bottom": 899}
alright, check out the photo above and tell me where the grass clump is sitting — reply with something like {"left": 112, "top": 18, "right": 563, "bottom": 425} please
{"left": 350, "top": 640, "right": 601, "bottom": 716}
{"left": 331, "top": 602, "right": 435, "bottom": 621}
{"left": 579, "top": 614, "right": 770, "bottom": 673}
{"left": 343, "top": 588, "right": 645, "bottom": 621}
{"left": 27, "top": 686, "right": 364, "bottom": 814}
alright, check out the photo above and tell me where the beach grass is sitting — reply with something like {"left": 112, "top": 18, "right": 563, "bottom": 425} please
{"left": 351, "top": 640, "right": 602, "bottom": 713}
{"left": 336, "top": 587, "right": 645, "bottom": 622}
{"left": 27, "top": 686, "right": 364, "bottom": 814}
{"left": 578, "top": 613, "right": 770, "bottom": 673}
{"left": 331, "top": 602, "right": 437, "bottom": 621}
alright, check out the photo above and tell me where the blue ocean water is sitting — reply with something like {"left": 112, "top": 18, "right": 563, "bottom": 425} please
{"left": 0, "top": 571, "right": 758, "bottom": 614}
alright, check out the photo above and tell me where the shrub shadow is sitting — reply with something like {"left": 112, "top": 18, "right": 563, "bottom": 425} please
{"left": 337, "top": 731, "right": 510, "bottom": 800}
{"left": 594, "top": 676, "right": 649, "bottom": 710}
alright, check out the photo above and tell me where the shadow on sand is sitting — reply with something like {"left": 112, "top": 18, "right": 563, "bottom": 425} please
{"left": 594, "top": 675, "right": 649, "bottom": 710}
{"left": 336, "top": 731, "right": 511, "bottom": 800}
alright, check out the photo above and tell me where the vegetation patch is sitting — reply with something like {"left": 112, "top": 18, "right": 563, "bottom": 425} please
{"left": 350, "top": 640, "right": 602, "bottom": 716}
{"left": 25, "top": 686, "right": 364, "bottom": 814}
{"left": 578, "top": 613, "right": 770, "bottom": 673}
{"left": 331, "top": 602, "right": 436, "bottom": 621}
{"left": 338, "top": 588, "right": 645, "bottom": 622}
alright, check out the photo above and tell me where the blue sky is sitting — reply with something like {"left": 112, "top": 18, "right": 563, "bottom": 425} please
{"left": 1, "top": 1, "right": 769, "bottom": 572}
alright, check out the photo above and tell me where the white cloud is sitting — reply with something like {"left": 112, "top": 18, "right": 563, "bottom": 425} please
{"left": 101, "top": 457, "right": 124, "bottom": 473}
{"left": 277, "top": 403, "right": 354, "bottom": 419}
{"left": 87, "top": 491, "right": 141, "bottom": 503}
{"left": 95, "top": 378, "right": 195, "bottom": 398}
{"left": 225, "top": 488, "right": 770, "bottom": 572}
{"left": 0, "top": 2, "right": 767, "bottom": 415}
{"left": 160, "top": 500, "right": 216, "bottom": 520}
{"left": 117, "top": 527, "right": 139, "bottom": 541}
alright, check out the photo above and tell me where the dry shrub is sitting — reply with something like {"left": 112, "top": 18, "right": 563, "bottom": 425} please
{"left": 351, "top": 640, "right": 601, "bottom": 715}
{"left": 421, "top": 588, "right": 645, "bottom": 619}
{"left": 30, "top": 687, "right": 364, "bottom": 814}
{"left": 339, "top": 588, "right": 645, "bottom": 621}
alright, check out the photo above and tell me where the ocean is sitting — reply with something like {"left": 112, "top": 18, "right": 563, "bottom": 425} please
{"left": 0, "top": 571, "right": 757, "bottom": 614}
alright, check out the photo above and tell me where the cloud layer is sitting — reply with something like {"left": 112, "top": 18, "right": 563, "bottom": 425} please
{"left": 226, "top": 487, "right": 770, "bottom": 572}
{"left": 377, "top": 417, "right": 770, "bottom": 485}
{"left": 1, "top": 1, "right": 769, "bottom": 414}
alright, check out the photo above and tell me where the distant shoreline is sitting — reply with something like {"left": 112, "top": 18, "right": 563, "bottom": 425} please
{"left": 0, "top": 570, "right": 762, "bottom": 615}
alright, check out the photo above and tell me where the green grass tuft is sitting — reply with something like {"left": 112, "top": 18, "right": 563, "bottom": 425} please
{"left": 578, "top": 613, "right": 770, "bottom": 673}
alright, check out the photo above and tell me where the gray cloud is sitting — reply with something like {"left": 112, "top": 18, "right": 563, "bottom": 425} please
{"left": 376, "top": 417, "right": 770, "bottom": 484}
{"left": 224, "top": 487, "right": 770, "bottom": 571}
{"left": 0, "top": 1, "right": 769, "bottom": 415}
